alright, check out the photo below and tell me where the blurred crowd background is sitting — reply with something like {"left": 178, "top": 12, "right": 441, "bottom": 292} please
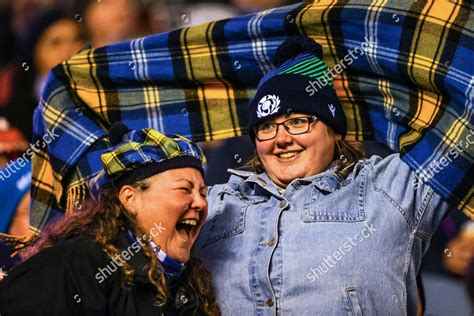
{"left": 0, "top": 0, "right": 472, "bottom": 314}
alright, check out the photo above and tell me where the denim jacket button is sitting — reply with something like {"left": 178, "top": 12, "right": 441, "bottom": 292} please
{"left": 267, "top": 238, "right": 276, "bottom": 246}
{"left": 259, "top": 298, "right": 274, "bottom": 307}
{"left": 259, "top": 238, "right": 276, "bottom": 247}
{"left": 279, "top": 200, "right": 286, "bottom": 208}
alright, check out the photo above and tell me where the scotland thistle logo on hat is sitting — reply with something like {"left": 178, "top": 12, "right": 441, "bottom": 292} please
{"left": 256, "top": 94, "right": 280, "bottom": 118}
{"left": 248, "top": 35, "right": 347, "bottom": 143}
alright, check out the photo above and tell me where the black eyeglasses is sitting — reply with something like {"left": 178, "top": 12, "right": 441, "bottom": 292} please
{"left": 254, "top": 116, "right": 319, "bottom": 141}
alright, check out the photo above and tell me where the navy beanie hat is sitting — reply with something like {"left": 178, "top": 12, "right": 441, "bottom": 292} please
{"left": 248, "top": 35, "right": 347, "bottom": 142}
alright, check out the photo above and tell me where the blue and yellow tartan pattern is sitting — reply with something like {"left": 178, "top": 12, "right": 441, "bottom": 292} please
{"left": 29, "top": 0, "right": 473, "bottom": 238}
{"left": 88, "top": 128, "right": 206, "bottom": 196}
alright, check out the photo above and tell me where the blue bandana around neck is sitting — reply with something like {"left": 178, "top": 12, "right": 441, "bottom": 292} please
{"left": 127, "top": 230, "right": 184, "bottom": 283}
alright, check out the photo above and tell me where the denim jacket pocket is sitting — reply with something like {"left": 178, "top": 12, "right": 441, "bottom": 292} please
{"left": 201, "top": 188, "right": 266, "bottom": 247}
{"left": 302, "top": 172, "right": 367, "bottom": 222}
{"left": 345, "top": 287, "right": 364, "bottom": 316}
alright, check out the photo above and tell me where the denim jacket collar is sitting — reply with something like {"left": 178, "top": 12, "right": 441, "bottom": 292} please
{"left": 227, "top": 161, "right": 350, "bottom": 196}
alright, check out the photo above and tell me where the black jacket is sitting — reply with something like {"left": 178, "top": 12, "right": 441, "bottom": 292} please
{"left": 0, "top": 232, "right": 205, "bottom": 315}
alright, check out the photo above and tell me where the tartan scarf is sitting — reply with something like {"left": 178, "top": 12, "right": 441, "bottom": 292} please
{"left": 27, "top": 0, "right": 473, "bottom": 239}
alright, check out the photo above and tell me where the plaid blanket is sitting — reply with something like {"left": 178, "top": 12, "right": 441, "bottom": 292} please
{"left": 29, "top": 0, "right": 473, "bottom": 237}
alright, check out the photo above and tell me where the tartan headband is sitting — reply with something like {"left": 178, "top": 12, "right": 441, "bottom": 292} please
{"left": 89, "top": 122, "right": 206, "bottom": 197}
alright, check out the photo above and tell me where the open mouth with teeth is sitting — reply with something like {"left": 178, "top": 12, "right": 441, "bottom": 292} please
{"left": 276, "top": 150, "right": 302, "bottom": 159}
{"left": 175, "top": 218, "right": 199, "bottom": 240}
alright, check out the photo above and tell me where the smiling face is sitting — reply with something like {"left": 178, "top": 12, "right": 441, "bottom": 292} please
{"left": 255, "top": 112, "right": 340, "bottom": 188}
{"left": 119, "top": 167, "right": 208, "bottom": 263}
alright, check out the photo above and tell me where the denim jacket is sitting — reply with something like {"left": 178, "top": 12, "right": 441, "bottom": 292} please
{"left": 195, "top": 154, "right": 452, "bottom": 315}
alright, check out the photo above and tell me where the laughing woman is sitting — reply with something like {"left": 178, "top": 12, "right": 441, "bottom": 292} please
{"left": 0, "top": 124, "right": 220, "bottom": 315}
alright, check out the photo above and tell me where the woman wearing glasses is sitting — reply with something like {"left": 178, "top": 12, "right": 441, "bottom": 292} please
{"left": 193, "top": 36, "right": 453, "bottom": 315}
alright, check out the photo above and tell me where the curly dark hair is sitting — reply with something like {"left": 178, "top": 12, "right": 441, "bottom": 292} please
{"left": 22, "top": 182, "right": 220, "bottom": 315}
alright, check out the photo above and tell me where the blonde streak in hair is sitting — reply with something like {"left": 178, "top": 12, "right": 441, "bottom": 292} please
{"left": 141, "top": 242, "right": 168, "bottom": 307}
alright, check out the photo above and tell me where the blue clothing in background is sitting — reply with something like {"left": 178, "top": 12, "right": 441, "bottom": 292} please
{"left": 0, "top": 159, "right": 31, "bottom": 233}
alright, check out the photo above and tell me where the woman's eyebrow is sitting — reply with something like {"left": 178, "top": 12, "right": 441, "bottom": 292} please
{"left": 175, "top": 178, "right": 206, "bottom": 190}
{"left": 174, "top": 178, "right": 193, "bottom": 184}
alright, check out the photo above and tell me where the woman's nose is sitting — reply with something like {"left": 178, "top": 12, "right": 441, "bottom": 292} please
{"left": 191, "top": 193, "right": 208, "bottom": 212}
{"left": 275, "top": 125, "right": 293, "bottom": 145}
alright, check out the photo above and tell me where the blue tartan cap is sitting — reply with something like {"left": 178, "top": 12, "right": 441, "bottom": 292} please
{"left": 89, "top": 123, "right": 206, "bottom": 197}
